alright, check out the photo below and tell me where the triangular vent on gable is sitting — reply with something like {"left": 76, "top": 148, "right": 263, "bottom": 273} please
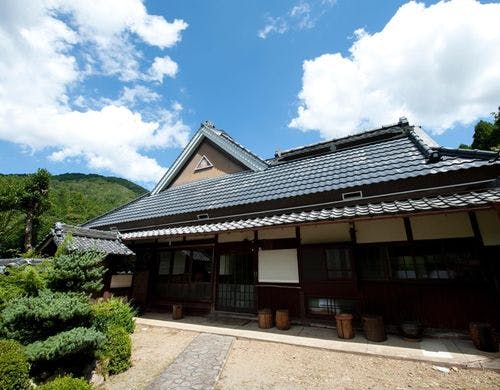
{"left": 194, "top": 155, "right": 213, "bottom": 171}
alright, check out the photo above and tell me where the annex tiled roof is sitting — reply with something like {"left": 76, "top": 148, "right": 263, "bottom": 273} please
{"left": 39, "top": 222, "right": 134, "bottom": 256}
{"left": 85, "top": 122, "right": 500, "bottom": 229}
{"left": 0, "top": 258, "right": 44, "bottom": 274}
{"left": 121, "top": 188, "right": 500, "bottom": 240}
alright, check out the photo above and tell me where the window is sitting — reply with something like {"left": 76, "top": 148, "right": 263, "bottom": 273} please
{"left": 307, "top": 297, "right": 357, "bottom": 315}
{"left": 357, "top": 240, "right": 480, "bottom": 282}
{"left": 302, "top": 247, "right": 353, "bottom": 282}
{"left": 325, "top": 249, "right": 352, "bottom": 279}
{"left": 357, "top": 247, "right": 388, "bottom": 280}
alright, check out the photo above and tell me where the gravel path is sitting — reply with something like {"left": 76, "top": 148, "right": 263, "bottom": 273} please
{"left": 149, "top": 333, "right": 234, "bottom": 390}
{"left": 102, "top": 326, "right": 196, "bottom": 390}
{"left": 217, "top": 339, "right": 500, "bottom": 389}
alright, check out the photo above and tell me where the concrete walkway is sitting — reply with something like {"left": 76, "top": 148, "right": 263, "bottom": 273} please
{"left": 148, "top": 332, "right": 234, "bottom": 390}
{"left": 137, "top": 314, "right": 500, "bottom": 372}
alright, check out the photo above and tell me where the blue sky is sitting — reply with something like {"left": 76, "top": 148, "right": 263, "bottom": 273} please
{"left": 0, "top": 0, "right": 499, "bottom": 188}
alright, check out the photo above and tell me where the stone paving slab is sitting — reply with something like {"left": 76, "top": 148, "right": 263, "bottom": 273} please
{"left": 148, "top": 332, "right": 234, "bottom": 390}
{"left": 137, "top": 315, "right": 500, "bottom": 371}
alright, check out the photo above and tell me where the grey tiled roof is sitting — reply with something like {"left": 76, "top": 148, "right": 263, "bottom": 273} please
{"left": 43, "top": 222, "right": 134, "bottom": 256}
{"left": 86, "top": 124, "right": 500, "bottom": 229}
{"left": 0, "top": 258, "right": 44, "bottom": 274}
{"left": 121, "top": 188, "right": 500, "bottom": 240}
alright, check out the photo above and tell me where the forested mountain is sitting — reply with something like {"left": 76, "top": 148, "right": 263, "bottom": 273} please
{"left": 0, "top": 173, "right": 147, "bottom": 256}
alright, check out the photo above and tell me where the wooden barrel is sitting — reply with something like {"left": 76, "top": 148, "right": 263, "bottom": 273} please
{"left": 362, "top": 314, "right": 386, "bottom": 342}
{"left": 335, "top": 313, "right": 354, "bottom": 339}
{"left": 275, "top": 309, "right": 290, "bottom": 330}
{"left": 470, "top": 322, "right": 499, "bottom": 352}
{"left": 172, "top": 304, "right": 183, "bottom": 320}
{"left": 258, "top": 309, "right": 273, "bottom": 329}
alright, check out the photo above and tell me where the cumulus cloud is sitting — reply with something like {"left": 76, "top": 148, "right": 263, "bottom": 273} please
{"left": 290, "top": 0, "right": 500, "bottom": 139}
{"left": 258, "top": 0, "right": 336, "bottom": 39}
{"left": 147, "top": 56, "right": 179, "bottom": 83}
{"left": 0, "top": 0, "right": 189, "bottom": 183}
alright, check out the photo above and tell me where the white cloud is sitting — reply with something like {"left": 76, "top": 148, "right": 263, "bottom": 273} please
{"left": 258, "top": 0, "right": 335, "bottom": 39}
{"left": 147, "top": 56, "right": 179, "bottom": 83}
{"left": 290, "top": 0, "right": 500, "bottom": 139}
{"left": 0, "top": 0, "right": 190, "bottom": 183}
{"left": 258, "top": 16, "right": 288, "bottom": 39}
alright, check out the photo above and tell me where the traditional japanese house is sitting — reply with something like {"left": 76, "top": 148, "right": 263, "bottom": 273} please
{"left": 83, "top": 119, "right": 500, "bottom": 330}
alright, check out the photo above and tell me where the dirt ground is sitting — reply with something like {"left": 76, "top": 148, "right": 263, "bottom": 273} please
{"left": 101, "top": 326, "right": 500, "bottom": 390}
{"left": 101, "top": 326, "right": 196, "bottom": 390}
{"left": 217, "top": 339, "right": 500, "bottom": 390}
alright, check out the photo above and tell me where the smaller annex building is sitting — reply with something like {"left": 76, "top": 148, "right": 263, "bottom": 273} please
{"left": 84, "top": 119, "right": 500, "bottom": 330}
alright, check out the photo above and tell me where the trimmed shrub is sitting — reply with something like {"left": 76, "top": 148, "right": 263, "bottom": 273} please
{"left": 47, "top": 251, "right": 104, "bottom": 294}
{"left": 0, "top": 339, "right": 31, "bottom": 390}
{"left": 25, "top": 327, "right": 105, "bottom": 363}
{"left": 98, "top": 325, "right": 132, "bottom": 375}
{"left": 38, "top": 376, "right": 91, "bottom": 390}
{"left": 0, "top": 290, "right": 91, "bottom": 344}
{"left": 0, "top": 262, "right": 48, "bottom": 310}
{"left": 92, "top": 297, "right": 136, "bottom": 334}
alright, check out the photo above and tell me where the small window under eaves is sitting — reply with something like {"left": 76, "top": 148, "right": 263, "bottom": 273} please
{"left": 194, "top": 155, "right": 213, "bottom": 171}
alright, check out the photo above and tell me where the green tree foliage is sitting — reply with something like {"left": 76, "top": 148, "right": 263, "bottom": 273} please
{"left": 38, "top": 376, "right": 92, "bottom": 390}
{"left": 0, "top": 339, "right": 31, "bottom": 390}
{"left": 0, "top": 291, "right": 91, "bottom": 344}
{"left": 92, "top": 297, "right": 136, "bottom": 334}
{"left": 98, "top": 325, "right": 132, "bottom": 375}
{"left": 0, "top": 173, "right": 146, "bottom": 257}
{"left": 47, "top": 252, "right": 104, "bottom": 294}
{"left": 462, "top": 108, "right": 500, "bottom": 150}
{"left": 0, "top": 263, "right": 48, "bottom": 310}
{"left": 19, "top": 169, "right": 51, "bottom": 252}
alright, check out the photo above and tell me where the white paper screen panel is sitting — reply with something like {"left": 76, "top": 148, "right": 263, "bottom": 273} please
{"left": 355, "top": 218, "right": 407, "bottom": 243}
{"left": 410, "top": 212, "right": 473, "bottom": 240}
{"left": 258, "top": 249, "right": 299, "bottom": 283}
{"left": 475, "top": 209, "right": 500, "bottom": 246}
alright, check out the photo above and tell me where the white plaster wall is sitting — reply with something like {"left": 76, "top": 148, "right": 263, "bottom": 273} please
{"left": 300, "top": 223, "right": 350, "bottom": 244}
{"left": 218, "top": 231, "right": 254, "bottom": 243}
{"left": 258, "top": 226, "right": 296, "bottom": 240}
{"left": 258, "top": 249, "right": 299, "bottom": 283}
{"left": 475, "top": 209, "right": 500, "bottom": 246}
{"left": 410, "top": 212, "right": 473, "bottom": 240}
{"left": 355, "top": 218, "right": 407, "bottom": 243}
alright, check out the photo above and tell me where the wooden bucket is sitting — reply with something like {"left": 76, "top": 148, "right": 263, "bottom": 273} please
{"left": 275, "top": 309, "right": 290, "bottom": 330}
{"left": 258, "top": 309, "right": 273, "bottom": 329}
{"left": 362, "top": 314, "right": 386, "bottom": 342}
{"left": 470, "top": 322, "right": 499, "bottom": 352}
{"left": 335, "top": 313, "right": 354, "bottom": 339}
{"left": 172, "top": 304, "right": 183, "bottom": 320}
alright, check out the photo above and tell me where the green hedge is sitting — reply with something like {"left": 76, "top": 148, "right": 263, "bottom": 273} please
{"left": 25, "top": 327, "right": 104, "bottom": 363}
{"left": 99, "top": 325, "right": 132, "bottom": 375}
{"left": 0, "top": 339, "right": 31, "bottom": 390}
{"left": 0, "top": 290, "right": 91, "bottom": 344}
{"left": 92, "top": 297, "right": 136, "bottom": 333}
{"left": 38, "top": 376, "right": 92, "bottom": 390}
